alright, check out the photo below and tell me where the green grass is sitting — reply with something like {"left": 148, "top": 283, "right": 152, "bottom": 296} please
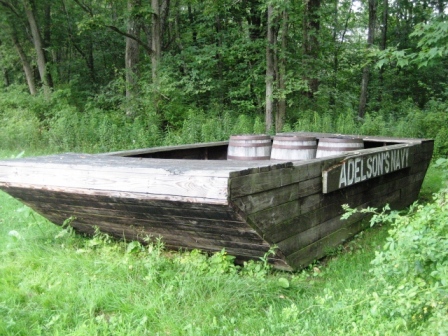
{"left": 0, "top": 152, "right": 445, "bottom": 335}
{"left": 0, "top": 190, "right": 392, "bottom": 335}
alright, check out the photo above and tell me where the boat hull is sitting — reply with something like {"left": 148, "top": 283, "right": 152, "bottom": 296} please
{"left": 0, "top": 133, "right": 434, "bottom": 270}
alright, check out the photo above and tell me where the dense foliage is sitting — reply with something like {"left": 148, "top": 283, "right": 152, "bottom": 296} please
{"left": 0, "top": 2, "right": 447, "bottom": 334}
{"left": 342, "top": 158, "right": 448, "bottom": 333}
{"left": 0, "top": 0, "right": 446, "bottom": 155}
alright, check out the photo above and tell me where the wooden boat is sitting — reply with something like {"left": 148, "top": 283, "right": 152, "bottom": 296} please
{"left": 0, "top": 132, "right": 433, "bottom": 271}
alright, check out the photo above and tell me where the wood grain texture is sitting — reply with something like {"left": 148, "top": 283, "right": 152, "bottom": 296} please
{"left": 277, "top": 189, "right": 401, "bottom": 258}
{"left": 285, "top": 217, "right": 369, "bottom": 269}
{"left": 322, "top": 144, "right": 415, "bottom": 193}
{"left": 1, "top": 186, "right": 293, "bottom": 267}
{"left": 0, "top": 134, "right": 434, "bottom": 271}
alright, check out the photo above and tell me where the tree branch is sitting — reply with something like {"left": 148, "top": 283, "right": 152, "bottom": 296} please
{"left": 72, "top": 0, "right": 93, "bottom": 17}
{"left": 105, "top": 25, "right": 153, "bottom": 54}
{"left": 0, "top": 0, "right": 20, "bottom": 17}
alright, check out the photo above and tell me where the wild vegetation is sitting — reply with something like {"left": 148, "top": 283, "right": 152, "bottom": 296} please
{"left": 0, "top": 0, "right": 446, "bottom": 156}
{"left": 0, "top": 155, "right": 446, "bottom": 335}
{"left": 0, "top": 0, "right": 447, "bottom": 334}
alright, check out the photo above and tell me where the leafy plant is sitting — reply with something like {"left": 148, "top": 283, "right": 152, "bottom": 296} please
{"left": 343, "top": 183, "right": 448, "bottom": 333}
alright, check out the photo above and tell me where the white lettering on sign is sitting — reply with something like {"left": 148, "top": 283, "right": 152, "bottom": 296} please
{"left": 338, "top": 147, "right": 410, "bottom": 189}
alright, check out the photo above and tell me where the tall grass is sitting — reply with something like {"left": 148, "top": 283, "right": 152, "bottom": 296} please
{"left": 0, "top": 190, "right": 391, "bottom": 335}
{"left": 1, "top": 87, "right": 447, "bottom": 157}
{"left": 0, "top": 89, "right": 446, "bottom": 334}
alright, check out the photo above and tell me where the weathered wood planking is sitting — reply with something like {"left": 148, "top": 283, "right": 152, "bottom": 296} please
{"left": 0, "top": 154, "right": 280, "bottom": 204}
{"left": 0, "top": 134, "right": 434, "bottom": 271}
{"left": 2, "top": 186, "right": 291, "bottom": 270}
{"left": 322, "top": 144, "right": 414, "bottom": 193}
{"left": 105, "top": 141, "right": 229, "bottom": 159}
{"left": 228, "top": 136, "right": 433, "bottom": 270}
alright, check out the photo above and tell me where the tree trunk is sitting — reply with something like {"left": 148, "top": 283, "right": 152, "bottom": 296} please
{"left": 246, "top": 0, "right": 263, "bottom": 41}
{"left": 437, "top": 0, "right": 445, "bottom": 15}
{"left": 125, "top": 0, "right": 141, "bottom": 117}
{"left": 0, "top": 40, "right": 9, "bottom": 87}
{"left": 378, "top": 0, "right": 388, "bottom": 103}
{"left": 11, "top": 29, "right": 37, "bottom": 95}
{"left": 151, "top": 0, "right": 162, "bottom": 114}
{"left": 358, "top": 0, "right": 377, "bottom": 119}
{"left": 303, "top": 0, "right": 321, "bottom": 98}
{"left": 43, "top": 1, "right": 53, "bottom": 87}
{"left": 2, "top": 68, "right": 9, "bottom": 87}
{"left": 152, "top": 0, "right": 162, "bottom": 83}
{"left": 188, "top": 4, "right": 197, "bottom": 43}
{"left": 265, "top": 5, "right": 275, "bottom": 133}
{"left": 23, "top": 0, "right": 51, "bottom": 97}
{"left": 275, "top": 10, "right": 287, "bottom": 133}
{"left": 62, "top": 0, "right": 96, "bottom": 84}
{"left": 330, "top": 0, "right": 353, "bottom": 107}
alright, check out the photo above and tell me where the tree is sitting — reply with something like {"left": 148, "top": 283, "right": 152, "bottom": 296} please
{"left": 22, "top": 0, "right": 52, "bottom": 97}
{"left": 11, "top": 25, "right": 36, "bottom": 95}
{"left": 275, "top": 10, "right": 287, "bottom": 133}
{"left": 0, "top": 0, "right": 37, "bottom": 94}
{"left": 265, "top": 4, "right": 274, "bottom": 132}
{"left": 303, "top": 0, "right": 321, "bottom": 97}
{"left": 125, "top": 0, "right": 141, "bottom": 117}
{"left": 358, "top": 0, "right": 377, "bottom": 119}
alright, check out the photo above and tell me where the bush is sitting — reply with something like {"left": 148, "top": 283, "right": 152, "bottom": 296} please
{"left": 0, "top": 108, "right": 43, "bottom": 150}
{"left": 344, "top": 159, "right": 448, "bottom": 334}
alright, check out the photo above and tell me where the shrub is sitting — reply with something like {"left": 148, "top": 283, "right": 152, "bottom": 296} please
{"left": 344, "top": 160, "right": 448, "bottom": 333}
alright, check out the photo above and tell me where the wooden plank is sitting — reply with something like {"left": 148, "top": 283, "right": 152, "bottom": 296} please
{"left": 4, "top": 187, "right": 238, "bottom": 222}
{"left": 410, "top": 160, "right": 431, "bottom": 174}
{"left": 41, "top": 211, "right": 273, "bottom": 255}
{"left": 248, "top": 178, "right": 372, "bottom": 236}
{"left": 0, "top": 184, "right": 228, "bottom": 205}
{"left": 285, "top": 217, "right": 369, "bottom": 269}
{"left": 230, "top": 175, "right": 322, "bottom": 219}
{"left": 3, "top": 186, "right": 275, "bottom": 254}
{"left": 231, "top": 183, "right": 300, "bottom": 215}
{"left": 242, "top": 167, "right": 418, "bottom": 246}
{"left": 228, "top": 161, "right": 294, "bottom": 178}
{"left": 280, "top": 131, "right": 430, "bottom": 144}
{"left": 0, "top": 161, "right": 231, "bottom": 195}
{"left": 3, "top": 186, "right": 231, "bottom": 212}
{"left": 70, "top": 215, "right": 266, "bottom": 247}
{"left": 103, "top": 141, "right": 229, "bottom": 157}
{"left": 19, "top": 200, "right": 262, "bottom": 241}
{"left": 322, "top": 144, "right": 415, "bottom": 193}
{"left": 277, "top": 189, "right": 401, "bottom": 257}
{"left": 258, "top": 173, "right": 406, "bottom": 243}
{"left": 3, "top": 187, "right": 291, "bottom": 269}
{"left": 0, "top": 153, "right": 275, "bottom": 177}
{"left": 60, "top": 216, "right": 291, "bottom": 270}
{"left": 277, "top": 209, "right": 369, "bottom": 257}
{"left": 229, "top": 165, "right": 307, "bottom": 198}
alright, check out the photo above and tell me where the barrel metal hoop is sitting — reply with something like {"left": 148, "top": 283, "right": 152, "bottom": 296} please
{"left": 230, "top": 135, "right": 270, "bottom": 140}
{"left": 229, "top": 142, "right": 271, "bottom": 147}
{"left": 317, "top": 146, "right": 363, "bottom": 151}
{"left": 272, "top": 145, "right": 317, "bottom": 149}
{"left": 273, "top": 136, "right": 316, "bottom": 141}
{"left": 318, "top": 138, "right": 363, "bottom": 143}
{"left": 227, "top": 155, "right": 271, "bottom": 160}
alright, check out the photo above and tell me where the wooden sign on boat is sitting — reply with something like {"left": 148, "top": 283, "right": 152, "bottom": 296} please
{"left": 0, "top": 132, "right": 434, "bottom": 271}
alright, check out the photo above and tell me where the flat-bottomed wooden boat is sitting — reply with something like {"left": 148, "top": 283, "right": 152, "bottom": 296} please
{"left": 0, "top": 132, "right": 433, "bottom": 270}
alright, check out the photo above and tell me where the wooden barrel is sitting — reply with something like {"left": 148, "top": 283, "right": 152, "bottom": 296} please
{"left": 227, "top": 135, "right": 272, "bottom": 160}
{"left": 316, "top": 137, "right": 364, "bottom": 158}
{"left": 271, "top": 135, "right": 317, "bottom": 160}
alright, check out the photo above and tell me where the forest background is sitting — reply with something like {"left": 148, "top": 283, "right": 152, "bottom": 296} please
{"left": 0, "top": 0, "right": 446, "bottom": 156}
{"left": 0, "top": 1, "right": 447, "bottom": 334}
